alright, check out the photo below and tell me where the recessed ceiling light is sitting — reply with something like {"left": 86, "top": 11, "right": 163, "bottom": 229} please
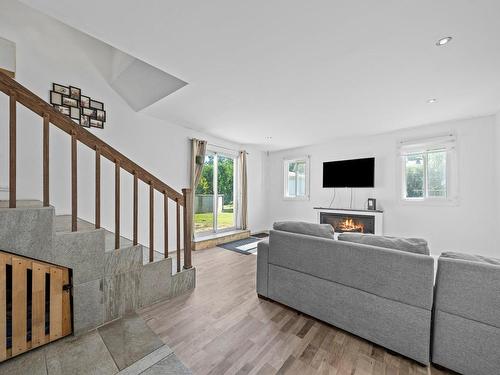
{"left": 436, "top": 37, "right": 452, "bottom": 46}
{"left": 427, "top": 98, "right": 438, "bottom": 103}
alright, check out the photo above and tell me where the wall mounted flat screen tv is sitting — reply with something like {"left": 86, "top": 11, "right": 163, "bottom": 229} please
{"left": 323, "top": 157, "right": 375, "bottom": 188}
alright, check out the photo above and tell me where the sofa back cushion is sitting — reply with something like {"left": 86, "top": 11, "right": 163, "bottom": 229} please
{"left": 435, "top": 253, "right": 500, "bottom": 328}
{"left": 338, "top": 233, "right": 430, "bottom": 255}
{"left": 273, "top": 221, "right": 335, "bottom": 239}
{"left": 440, "top": 251, "right": 500, "bottom": 265}
{"left": 269, "top": 230, "right": 434, "bottom": 310}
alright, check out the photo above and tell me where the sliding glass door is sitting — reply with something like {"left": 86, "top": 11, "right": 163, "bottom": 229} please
{"left": 194, "top": 151, "right": 237, "bottom": 236}
{"left": 194, "top": 153, "right": 215, "bottom": 234}
{"left": 216, "top": 154, "right": 235, "bottom": 231}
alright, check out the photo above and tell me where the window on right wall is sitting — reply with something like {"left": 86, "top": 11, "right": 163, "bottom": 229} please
{"left": 399, "top": 134, "right": 458, "bottom": 203}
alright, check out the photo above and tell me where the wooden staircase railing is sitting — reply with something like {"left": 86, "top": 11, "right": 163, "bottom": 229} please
{"left": 0, "top": 71, "right": 192, "bottom": 271}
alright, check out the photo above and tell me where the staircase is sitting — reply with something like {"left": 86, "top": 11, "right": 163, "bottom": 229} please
{"left": 0, "top": 72, "right": 195, "bottom": 363}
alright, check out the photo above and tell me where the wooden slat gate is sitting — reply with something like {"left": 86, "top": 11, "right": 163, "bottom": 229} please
{"left": 0, "top": 251, "right": 72, "bottom": 362}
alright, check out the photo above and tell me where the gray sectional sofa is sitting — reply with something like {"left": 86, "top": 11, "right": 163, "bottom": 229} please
{"left": 432, "top": 253, "right": 500, "bottom": 375}
{"left": 257, "top": 221, "right": 500, "bottom": 373}
{"left": 257, "top": 222, "right": 435, "bottom": 364}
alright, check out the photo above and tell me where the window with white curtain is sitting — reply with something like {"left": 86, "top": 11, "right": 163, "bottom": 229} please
{"left": 399, "top": 134, "right": 458, "bottom": 203}
{"left": 283, "top": 156, "right": 310, "bottom": 200}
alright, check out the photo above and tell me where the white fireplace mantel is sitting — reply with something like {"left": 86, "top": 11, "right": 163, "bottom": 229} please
{"left": 314, "top": 207, "right": 384, "bottom": 236}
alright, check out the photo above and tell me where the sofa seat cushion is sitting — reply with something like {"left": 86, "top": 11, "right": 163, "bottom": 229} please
{"left": 441, "top": 252, "right": 500, "bottom": 265}
{"left": 268, "top": 264, "right": 432, "bottom": 364}
{"left": 338, "top": 233, "right": 430, "bottom": 255}
{"left": 273, "top": 221, "right": 335, "bottom": 239}
{"left": 432, "top": 310, "right": 500, "bottom": 375}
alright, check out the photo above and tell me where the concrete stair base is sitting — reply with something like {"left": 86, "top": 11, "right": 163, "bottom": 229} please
{"left": 0, "top": 200, "right": 195, "bottom": 336}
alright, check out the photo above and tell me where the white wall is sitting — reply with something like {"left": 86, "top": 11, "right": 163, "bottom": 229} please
{"left": 246, "top": 147, "right": 268, "bottom": 233}
{"left": 0, "top": 0, "right": 267, "bottom": 250}
{"left": 266, "top": 116, "right": 499, "bottom": 257}
{"left": 495, "top": 112, "right": 500, "bottom": 226}
{"left": 0, "top": 37, "right": 15, "bottom": 74}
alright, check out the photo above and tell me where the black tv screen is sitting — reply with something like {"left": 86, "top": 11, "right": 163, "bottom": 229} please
{"left": 323, "top": 157, "right": 375, "bottom": 188}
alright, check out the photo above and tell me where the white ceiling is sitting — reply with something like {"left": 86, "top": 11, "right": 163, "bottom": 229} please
{"left": 19, "top": 0, "right": 500, "bottom": 150}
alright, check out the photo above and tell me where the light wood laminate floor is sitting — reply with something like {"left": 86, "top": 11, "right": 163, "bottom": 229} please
{"left": 140, "top": 247, "right": 454, "bottom": 375}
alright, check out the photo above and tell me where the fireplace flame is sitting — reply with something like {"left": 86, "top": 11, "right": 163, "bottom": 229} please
{"left": 338, "top": 218, "right": 364, "bottom": 233}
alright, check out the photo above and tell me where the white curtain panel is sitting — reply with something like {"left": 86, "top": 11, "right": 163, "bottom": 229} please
{"left": 190, "top": 138, "right": 207, "bottom": 237}
{"left": 239, "top": 151, "right": 248, "bottom": 230}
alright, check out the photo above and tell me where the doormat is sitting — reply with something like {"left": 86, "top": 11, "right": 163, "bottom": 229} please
{"left": 217, "top": 237, "right": 263, "bottom": 255}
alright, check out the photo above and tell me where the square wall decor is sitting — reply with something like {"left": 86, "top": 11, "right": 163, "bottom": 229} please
{"left": 50, "top": 83, "right": 106, "bottom": 129}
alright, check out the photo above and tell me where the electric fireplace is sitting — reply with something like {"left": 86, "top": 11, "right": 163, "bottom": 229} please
{"left": 320, "top": 212, "right": 375, "bottom": 234}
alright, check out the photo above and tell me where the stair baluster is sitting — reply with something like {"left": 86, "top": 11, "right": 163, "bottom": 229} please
{"left": 164, "top": 191, "right": 169, "bottom": 258}
{"left": 133, "top": 172, "right": 138, "bottom": 245}
{"left": 95, "top": 147, "right": 101, "bottom": 229}
{"left": 71, "top": 131, "right": 77, "bottom": 231}
{"left": 9, "top": 92, "right": 16, "bottom": 208}
{"left": 182, "top": 188, "right": 193, "bottom": 269}
{"left": 176, "top": 198, "right": 181, "bottom": 272}
{"left": 115, "top": 161, "right": 120, "bottom": 249}
{"left": 149, "top": 182, "right": 154, "bottom": 262}
{"left": 43, "top": 114, "right": 50, "bottom": 207}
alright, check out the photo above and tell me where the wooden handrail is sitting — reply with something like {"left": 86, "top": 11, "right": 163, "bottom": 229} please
{"left": 0, "top": 72, "right": 184, "bottom": 203}
{"left": 0, "top": 71, "right": 192, "bottom": 269}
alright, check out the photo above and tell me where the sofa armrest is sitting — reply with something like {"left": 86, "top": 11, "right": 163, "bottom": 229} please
{"left": 435, "top": 255, "right": 500, "bottom": 328}
{"left": 256, "top": 239, "right": 269, "bottom": 297}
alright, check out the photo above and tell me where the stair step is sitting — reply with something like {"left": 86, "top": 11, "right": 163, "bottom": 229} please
{"left": 55, "top": 215, "right": 134, "bottom": 251}
{"left": 1, "top": 203, "right": 173, "bottom": 267}
{"left": 0, "top": 199, "right": 44, "bottom": 209}
{"left": 141, "top": 246, "right": 165, "bottom": 265}
{"left": 54, "top": 215, "right": 177, "bottom": 270}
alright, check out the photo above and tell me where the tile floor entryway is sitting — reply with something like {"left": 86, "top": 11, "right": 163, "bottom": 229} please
{"left": 0, "top": 313, "right": 191, "bottom": 375}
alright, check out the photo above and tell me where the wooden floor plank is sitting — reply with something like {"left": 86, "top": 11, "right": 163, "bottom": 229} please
{"left": 139, "top": 246, "right": 454, "bottom": 375}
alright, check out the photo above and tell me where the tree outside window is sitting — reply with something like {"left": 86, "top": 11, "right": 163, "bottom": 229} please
{"left": 404, "top": 150, "right": 447, "bottom": 200}
{"left": 196, "top": 155, "right": 234, "bottom": 207}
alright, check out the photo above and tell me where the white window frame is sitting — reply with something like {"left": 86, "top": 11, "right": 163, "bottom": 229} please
{"left": 398, "top": 134, "right": 458, "bottom": 205}
{"left": 283, "top": 156, "right": 310, "bottom": 201}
